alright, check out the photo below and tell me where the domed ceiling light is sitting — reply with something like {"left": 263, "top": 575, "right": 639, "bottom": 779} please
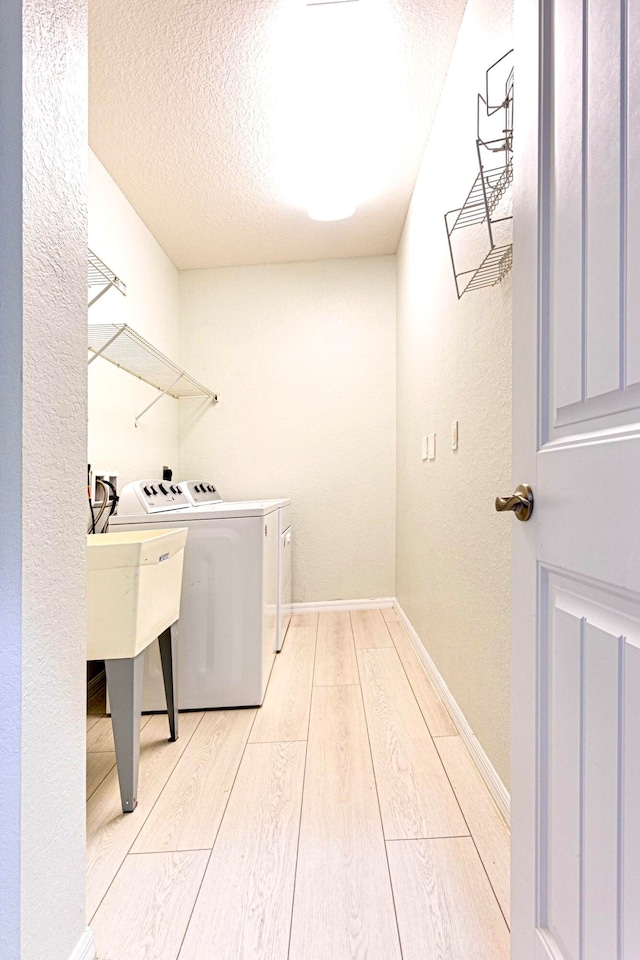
{"left": 271, "top": 0, "right": 398, "bottom": 223}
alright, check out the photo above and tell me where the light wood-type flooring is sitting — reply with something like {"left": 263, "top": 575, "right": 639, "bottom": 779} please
{"left": 87, "top": 609, "right": 510, "bottom": 959}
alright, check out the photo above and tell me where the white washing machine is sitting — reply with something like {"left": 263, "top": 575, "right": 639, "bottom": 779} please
{"left": 111, "top": 479, "right": 291, "bottom": 710}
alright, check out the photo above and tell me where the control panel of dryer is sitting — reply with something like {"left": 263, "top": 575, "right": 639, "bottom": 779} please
{"left": 117, "top": 479, "right": 191, "bottom": 515}
{"left": 180, "top": 481, "right": 222, "bottom": 507}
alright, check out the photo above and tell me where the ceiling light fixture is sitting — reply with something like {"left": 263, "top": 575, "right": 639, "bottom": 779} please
{"left": 307, "top": 196, "right": 357, "bottom": 222}
{"left": 301, "top": 0, "right": 361, "bottom": 221}
{"left": 306, "top": 0, "right": 360, "bottom": 6}
{"left": 272, "top": 0, "right": 398, "bottom": 223}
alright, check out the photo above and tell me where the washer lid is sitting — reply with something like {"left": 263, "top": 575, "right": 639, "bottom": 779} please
{"left": 112, "top": 497, "right": 290, "bottom": 522}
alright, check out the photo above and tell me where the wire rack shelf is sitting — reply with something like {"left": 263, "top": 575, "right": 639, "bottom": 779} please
{"left": 88, "top": 250, "right": 127, "bottom": 307}
{"left": 88, "top": 323, "right": 218, "bottom": 425}
{"left": 444, "top": 50, "right": 514, "bottom": 299}
{"left": 456, "top": 244, "right": 513, "bottom": 294}
{"left": 447, "top": 161, "right": 513, "bottom": 233}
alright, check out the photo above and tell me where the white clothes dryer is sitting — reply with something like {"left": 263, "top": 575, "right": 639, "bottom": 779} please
{"left": 177, "top": 481, "right": 293, "bottom": 652}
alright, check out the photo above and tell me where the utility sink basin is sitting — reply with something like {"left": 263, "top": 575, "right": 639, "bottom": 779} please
{"left": 87, "top": 528, "right": 188, "bottom": 661}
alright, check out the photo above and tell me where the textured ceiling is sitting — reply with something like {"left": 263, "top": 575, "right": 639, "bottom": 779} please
{"left": 89, "top": 0, "right": 466, "bottom": 269}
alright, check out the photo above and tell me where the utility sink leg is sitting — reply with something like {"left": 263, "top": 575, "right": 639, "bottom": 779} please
{"left": 105, "top": 651, "right": 144, "bottom": 813}
{"left": 159, "top": 621, "right": 179, "bottom": 742}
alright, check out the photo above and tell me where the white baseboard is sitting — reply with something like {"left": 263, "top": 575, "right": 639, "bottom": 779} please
{"left": 290, "top": 597, "right": 394, "bottom": 614}
{"left": 69, "top": 928, "right": 96, "bottom": 960}
{"left": 394, "top": 600, "right": 510, "bottom": 825}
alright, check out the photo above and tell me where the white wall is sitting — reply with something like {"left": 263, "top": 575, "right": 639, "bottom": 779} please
{"left": 0, "top": 4, "right": 24, "bottom": 950}
{"left": 396, "top": 0, "right": 513, "bottom": 786}
{"left": 0, "top": 1, "right": 89, "bottom": 957}
{"left": 88, "top": 151, "right": 180, "bottom": 491}
{"left": 178, "top": 257, "right": 397, "bottom": 603}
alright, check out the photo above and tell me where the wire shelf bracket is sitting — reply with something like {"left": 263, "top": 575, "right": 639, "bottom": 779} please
{"left": 87, "top": 323, "right": 219, "bottom": 426}
{"left": 88, "top": 250, "right": 127, "bottom": 307}
{"left": 444, "top": 50, "right": 514, "bottom": 299}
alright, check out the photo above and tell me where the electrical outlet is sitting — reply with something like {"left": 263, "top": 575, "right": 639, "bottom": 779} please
{"left": 451, "top": 420, "right": 459, "bottom": 451}
{"left": 428, "top": 432, "right": 436, "bottom": 461}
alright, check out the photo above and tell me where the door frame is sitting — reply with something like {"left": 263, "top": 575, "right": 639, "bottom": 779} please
{"left": 511, "top": 0, "right": 550, "bottom": 955}
{"left": 0, "top": 2, "right": 89, "bottom": 957}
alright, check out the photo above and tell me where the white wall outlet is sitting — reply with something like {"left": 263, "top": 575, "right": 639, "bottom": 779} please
{"left": 451, "top": 420, "right": 459, "bottom": 451}
{"left": 428, "top": 432, "right": 436, "bottom": 461}
{"left": 421, "top": 435, "right": 428, "bottom": 461}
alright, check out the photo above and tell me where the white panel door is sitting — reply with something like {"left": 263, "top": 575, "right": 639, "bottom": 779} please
{"left": 512, "top": 1, "right": 640, "bottom": 957}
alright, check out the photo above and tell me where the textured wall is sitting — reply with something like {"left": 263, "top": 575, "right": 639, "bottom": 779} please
{"left": 178, "top": 257, "right": 396, "bottom": 603}
{"left": 0, "top": 3, "right": 25, "bottom": 951}
{"left": 88, "top": 151, "right": 181, "bottom": 490}
{"left": 396, "top": 0, "right": 513, "bottom": 786}
{"left": 0, "top": 1, "right": 89, "bottom": 957}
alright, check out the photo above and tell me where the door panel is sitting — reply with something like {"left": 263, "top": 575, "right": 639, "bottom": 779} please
{"left": 539, "top": 574, "right": 640, "bottom": 959}
{"left": 513, "top": 0, "right": 640, "bottom": 955}
{"left": 585, "top": 0, "right": 622, "bottom": 403}
{"left": 551, "top": 0, "right": 583, "bottom": 414}
{"left": 549, "top": 0, "right": 638, "bottom": 434}
{"left": 582, "top": 622, "right": 619, "bottom": 960}
{"left": 538, "top": 433, "right": 640, "bottom": 590}
{"left": 627, "top": 4, "right": 640, "bottom": 387}
{"left": 623, "top": 644, "right": 640, "bottom": 956}
{"left": 543, "top": 601, "right": 581, "bottom": 960}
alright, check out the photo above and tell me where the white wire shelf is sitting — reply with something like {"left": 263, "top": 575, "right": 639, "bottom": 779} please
{"left": 443, "top": 50, "right": 514, "bottom": 299}
{"left": 88, "top": 323, "right": 218, "bottom": 425}
{"left": 456, "top": 243, "right": 513, "bottom": 296}
{"left": 88, "top": 250, "right": 127, "bottom": 307}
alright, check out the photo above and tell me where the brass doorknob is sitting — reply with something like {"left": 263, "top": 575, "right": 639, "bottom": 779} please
{"left": 495, "top": 483, "right": 534, "bottom": 522}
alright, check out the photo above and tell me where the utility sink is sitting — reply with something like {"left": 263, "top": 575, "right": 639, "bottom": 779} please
{"left": 87, "top": 528, "right": 188, "bottom": 661}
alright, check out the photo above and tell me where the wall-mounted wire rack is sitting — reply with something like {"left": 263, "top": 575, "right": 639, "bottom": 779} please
{"left": 88, "top": 250, "right": 127, "bottom": 307}
{"left": 445, "top": 50, "right": 514, "bottom": 299}
{"left": 88, "top": 323, "right": 218, "bottom": 426}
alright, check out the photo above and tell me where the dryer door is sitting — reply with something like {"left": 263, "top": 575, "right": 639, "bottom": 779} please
{"left": 277, "top": 525, "right": 292, "bottom": 652}
{"left": 262, "top": 511, "right": 279, "bottom": 676}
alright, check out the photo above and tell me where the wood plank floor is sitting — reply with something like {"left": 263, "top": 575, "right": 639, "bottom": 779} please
{"left": 92, "top": 851, "right": 209, "bottom": 960}
{"left": 386, "top": 620, "right": 457, "bottom": 737}
{"left": 387, "top": 837, "right": 510, "bottom": 959}
{"left": 86, "top": 751, "right": 116, "bottom": 801}
{"left": 314, "top": 611, "right": 359, "bottom": 686}
{"left": 133, "top": 708, "right": 256, "bottom": 853}
{"left": 357, "top": 647, "right": 467, "bottom": 840}
{"left": 179, "top": 741, "right": 305, "bottom": 960}
{"left": 86, "top": 712, "right": 204, "bottom": 920}
{"left": 87, "top": 609, "right": 510, "bottom": 958}
{"left": 289, "top": 683, "right": 402, "bottom": 960}
{"left": 435, "top": 734, "right": 511, "bottom": 924}
{"left": 249, "top": 614, "right": 317, "bottom": 743}
{"left": 351, "top": 608, "right": 394, "bottom": 649}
